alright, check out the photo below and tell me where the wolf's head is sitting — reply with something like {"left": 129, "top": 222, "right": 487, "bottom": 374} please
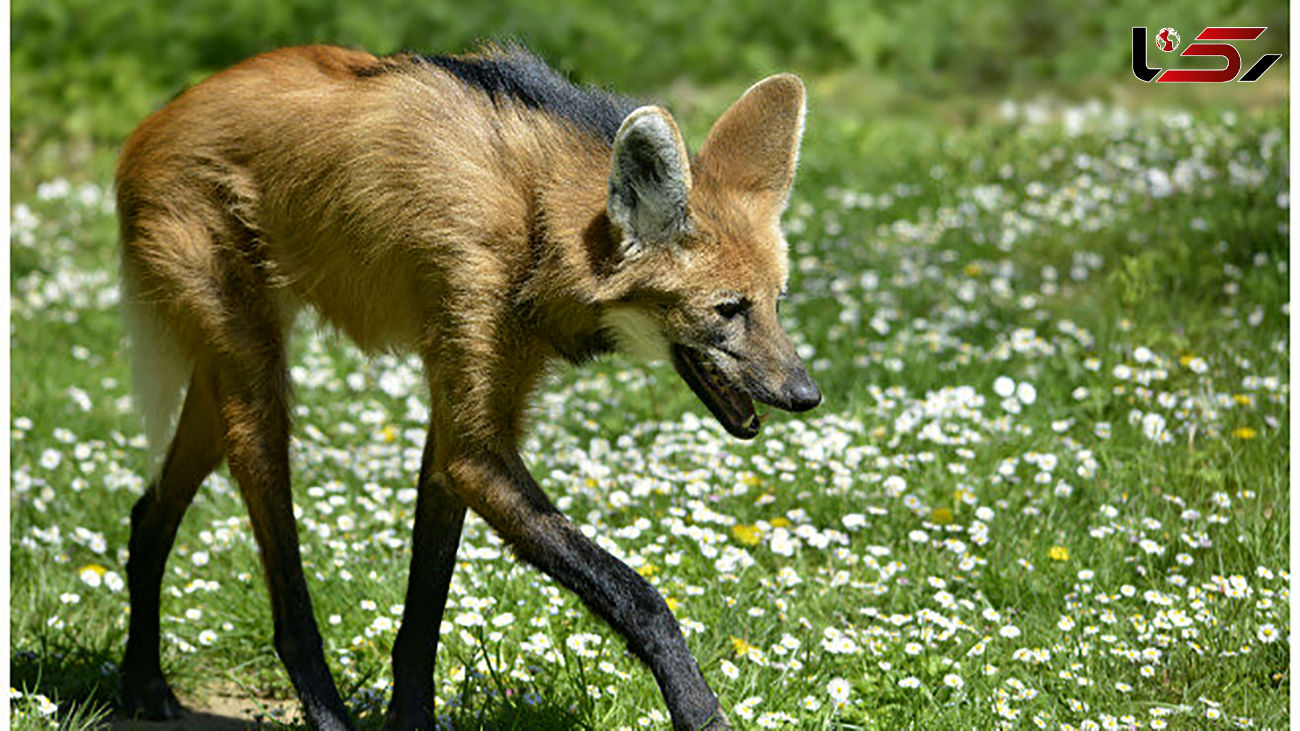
{"left": 599, "top": 74, "right": 820, "bottom": 439}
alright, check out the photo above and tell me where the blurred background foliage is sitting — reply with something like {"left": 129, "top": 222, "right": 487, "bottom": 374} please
{"left": 12, "top": 0, "right": 1288, "bottom": 155}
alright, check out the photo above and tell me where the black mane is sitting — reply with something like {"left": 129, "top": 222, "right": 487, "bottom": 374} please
{"left": 371, "top": 46, "right": 640, "bottom": 143}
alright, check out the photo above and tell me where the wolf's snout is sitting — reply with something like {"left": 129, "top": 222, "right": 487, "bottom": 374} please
{"left": 744, "top": 356, "right": 822, "bottom": 414}
{"left": 772, "top": 363, "right": 821, "bottom": 412}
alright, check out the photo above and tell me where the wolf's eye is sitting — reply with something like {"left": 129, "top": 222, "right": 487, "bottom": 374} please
{"left": 714, "top": 298, "right": 750, "bottom": 320}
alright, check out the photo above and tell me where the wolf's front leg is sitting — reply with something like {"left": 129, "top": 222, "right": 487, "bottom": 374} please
{"left": 385, "top": 427, "right": 467, "bottom": 731}
{"left": 447, "top": 450, "right": 730, "bottom": 731}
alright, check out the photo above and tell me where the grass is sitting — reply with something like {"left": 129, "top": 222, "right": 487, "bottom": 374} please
{"left": 10, "top": 76, "right": 1289, "bottom": 729}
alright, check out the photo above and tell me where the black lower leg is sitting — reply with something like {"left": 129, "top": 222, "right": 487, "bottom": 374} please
{"left": 452, "top": 452, "right": 727, "bottom": 731}
{"left": 120, "top": 373, "right": 222, "bottom": 719}
{"left": 386, "top": 464, "right": 466, "bottom": 729}
{"left": 532, "top": 518, "right": 725, "bottom": 730}
{"left": 218, "top": 360, "right": 353, "bottom": 730}
{"left": 120, "top": 488, "right": 187, "bottom": 719}
{"left": 239, "top": 494, "right": 353, "bottom": 731}
{"left": 271, "top": 590, "right": 351, "bottom": 730}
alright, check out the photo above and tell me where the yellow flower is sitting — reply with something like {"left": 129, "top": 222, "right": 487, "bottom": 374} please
{"left": 964, "top": 263, "right": 983, "bottom": 277}
{"left": 1232, "top": 427, "right": 1258, "bottom": 440}
{"left": 770, "top": 517, "right": 792, "bottom": 528}
{"left": 1048, "top": 546, "right": 1070, "bottom": 562}
{"left": 1232, "top": 394, "right": 1253, "bottom": 406}
{"left": 381, "top": 425, "right": 397, "bottom": 443}
{"left": 664, "top": 597, "right": 679, "bottom": 612}
{"left": 731, "top": 524, "right": 762, "bottom": 546}
{"left": 79, "top": 563, "right": 107, "bottom": 577}
{"left": 1179, "top": 354, "right": 1196, "bottom": 367}
{"left": 931, "top": 507, "right": 954, "bottom": 525}
{"left": 731, "top": 636, "right": 753, "bottom": 657}
{"left": 636, "top": 563, "right": 659, "bottom": 577}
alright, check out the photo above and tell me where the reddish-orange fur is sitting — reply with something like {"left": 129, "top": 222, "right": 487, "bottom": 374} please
{"left": 116, "top": 45, "right": 813, "bottom": 731}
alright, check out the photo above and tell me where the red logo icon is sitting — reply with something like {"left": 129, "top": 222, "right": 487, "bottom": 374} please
{"left": 1155, "top": 28, "right": 1181, "bottom": 52}
{"left": 1133, "top": 26, "right": 1281, "bottom": 83}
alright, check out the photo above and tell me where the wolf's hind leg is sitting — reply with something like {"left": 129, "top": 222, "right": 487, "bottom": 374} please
{"left": 211, "top": 328, "right": 353, "bottom": 730}
{"left": 120, "top": 361, "right": 224, "bottom": 719}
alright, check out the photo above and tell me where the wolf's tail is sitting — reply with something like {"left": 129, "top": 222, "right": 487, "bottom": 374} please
{"left": 120, "top": 259, "right": 192, "bottom": 475}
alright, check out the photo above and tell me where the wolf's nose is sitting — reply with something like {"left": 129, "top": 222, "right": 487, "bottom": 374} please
{"left": 784, "top": 369, "right": 822, "bottom": 412}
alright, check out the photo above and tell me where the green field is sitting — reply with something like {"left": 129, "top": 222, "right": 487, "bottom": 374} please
{"left": 10, "top": 3, "right": 1290, "bottom": 730}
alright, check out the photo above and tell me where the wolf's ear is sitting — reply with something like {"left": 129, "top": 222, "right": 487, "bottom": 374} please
{"left": 608, "top": 106, "right": 692, "bottom": 251}
{"left": 697, "top": 74, "right": 805, "bottom": 209}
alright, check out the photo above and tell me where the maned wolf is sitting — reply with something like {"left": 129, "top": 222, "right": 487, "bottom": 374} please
{"left": 116, "top": 44, "right": 821, "bottom": 730}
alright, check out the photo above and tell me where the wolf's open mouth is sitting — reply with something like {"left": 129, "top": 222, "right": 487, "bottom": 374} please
{"left": 670, "top": 344, "right": 759, "bottom": 439}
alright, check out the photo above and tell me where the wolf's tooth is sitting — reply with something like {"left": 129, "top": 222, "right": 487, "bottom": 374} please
{"left": 742, "top": 413, "right": 758, "bottom": 430}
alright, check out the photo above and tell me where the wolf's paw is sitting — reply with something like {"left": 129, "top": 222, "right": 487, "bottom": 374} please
{"left": 121, "top": 674, "right": 186, "bottom": 720}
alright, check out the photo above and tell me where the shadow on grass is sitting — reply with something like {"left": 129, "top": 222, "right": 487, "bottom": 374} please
{"left": 12, "top": 636, "right": 272, "bottom": 730}
{"left": 13, "top": 635, "right": 591, "bottom": 730}
{"left": 103, "top": 705, "right": 588, "bottom": 731}
{"left": 350, "top": 693, "right": 591, "bottom": 731}
{"left": 12, "top": 637, "right": 121, "bottom": 728}
{"left": 108, "top": 710, "right": 253, "bottom": 731}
